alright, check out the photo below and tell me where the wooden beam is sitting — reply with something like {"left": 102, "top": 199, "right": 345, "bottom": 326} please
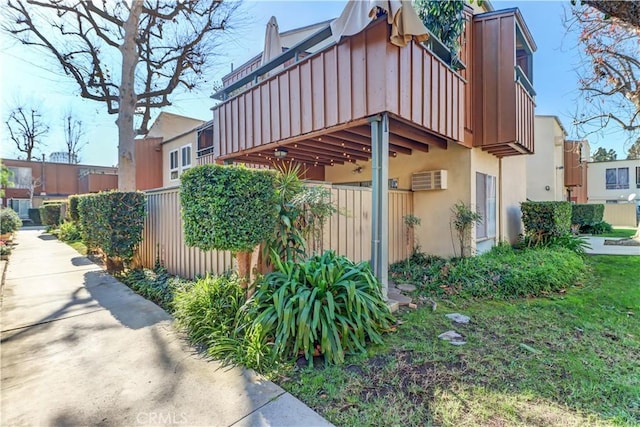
{"left": 296, "top": 140, "right": 371, "bottom": 160}
{"left": 218, "top": 117, "right": 371, "bottom": 160}
{"left": 389, "top": 119, "right": 447, "bottom": 150}
{"left": 294, "top": 141, "right": 370, "bottom": 161}
{"left": 345, "top": 126, "right": 416, "bottom": 155}
{"left": 335, "top": 130, "right": 412, "bottom": 156}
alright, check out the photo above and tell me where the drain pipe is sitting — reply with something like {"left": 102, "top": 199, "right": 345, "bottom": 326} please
{"left": 498, "top": 157, "right": 503, "bottom": 243}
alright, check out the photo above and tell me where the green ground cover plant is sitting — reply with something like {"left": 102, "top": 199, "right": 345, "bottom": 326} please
{"left": 391, "top": 244, "right": 586, "bottom": 299}
{"left": 279, "top": 255, "right": 639, "bottom": 426}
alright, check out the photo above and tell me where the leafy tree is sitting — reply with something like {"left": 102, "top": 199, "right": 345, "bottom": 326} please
{"left": 626, "top": 138, "right": 640, "bottom": 159}
{"left": 5, "top": 1, "right": 237, "bottom": 190}
{"left": 5, "top": 103, "right": 48, "bottom": 161}
{"left": 414, "top": 0, "right": 465, "bottom": 54}
{"left": 570, "top": 4, "right": 640, "bottom": 139}
{"left": 62, "top": 111, "right": 87, "bottom": 164}
{"left": 591, "top": 147, "right": 617, "bottom": 161}
{"left": 0, "top": 162, "right": 13, "bottom": 198}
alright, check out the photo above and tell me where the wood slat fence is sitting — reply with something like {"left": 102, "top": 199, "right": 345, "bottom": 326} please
{"left": 137, "top": 185, "right": 413, "bottom": 279}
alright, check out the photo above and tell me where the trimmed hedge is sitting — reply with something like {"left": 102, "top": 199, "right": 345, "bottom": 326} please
{"left": 571, "top": 204, "right": 604, "bottom": 226}
{"left": 28, "top": 208, "right": 41, "bottom": 225}
{"left": 180, "top": 164, "right": 278, "bottom": 252}
{"left": 39, "top": 203, "right": 63, "bottom": 227}
{"left": 521, "top": 201, "right": 571, "bottom": 241}
{"left": 68, "top": 195, "right": 80, "bottom": 222}
{"left": 77, "top": 191, "right": 146, "bottom": 262}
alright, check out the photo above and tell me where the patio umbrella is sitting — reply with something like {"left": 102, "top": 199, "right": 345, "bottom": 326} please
{"left": 331, "top": 0, "right": 429, "bottom": 47}
{"left": 260, "top": 16, "right": 283, "bottom": 76}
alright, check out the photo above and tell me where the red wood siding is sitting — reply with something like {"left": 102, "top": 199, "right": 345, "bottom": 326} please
{"left": 472, "top": 11, "right": 535, "bottom": 157}
{"left": 213, "top": 20, "right": 465, "bottom": 159}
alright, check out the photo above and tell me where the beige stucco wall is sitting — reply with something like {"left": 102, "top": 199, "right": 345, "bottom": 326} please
{"left": 587, "top": 159, "right": 640, "bottom": 215}
{"left": 147, "top": 112, "right": 204, "bottom": 141}
{"left": 527, "top": 116, "right": 566, "bottom": 201}
{"left": 162, "top": 131, "right": 199, "bottom": 187}
{"left": 500, "top": 155, "right": 527, "bottom": 243}
{"left": 324, "top": 143, "right": 527, "bottom": 258}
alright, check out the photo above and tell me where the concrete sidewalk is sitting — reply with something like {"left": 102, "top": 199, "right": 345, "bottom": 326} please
{"left": 1, "top": 229, "right": 332, "bottom": 427}
{"left": 583, "top": 236, "right": 640, "bottom": 256}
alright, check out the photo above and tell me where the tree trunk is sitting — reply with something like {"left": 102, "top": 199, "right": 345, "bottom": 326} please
{"left": 116, "top": 1, "right": 142, "bottom": 191}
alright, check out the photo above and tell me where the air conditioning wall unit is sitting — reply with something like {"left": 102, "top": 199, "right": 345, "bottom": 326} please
{"left": 411, "top": 170, "right": 447, "bottom": 191}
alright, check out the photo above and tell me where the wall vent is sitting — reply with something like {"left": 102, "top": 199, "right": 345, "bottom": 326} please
{"left": 411, "top": 170, "right": 447, "bottom": 191}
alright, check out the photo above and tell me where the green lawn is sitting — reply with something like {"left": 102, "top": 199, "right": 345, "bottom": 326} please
{"left": 596, "top": 228, "right": 637, "bottom": 238}
{"left": 68, "top": 241, "right": 88, "bottom": 255}
{"left": 277, "top": 255, "right": 640, "bottom": 426}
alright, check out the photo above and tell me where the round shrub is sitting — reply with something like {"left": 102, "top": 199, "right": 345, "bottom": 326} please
{"left": 1, "top": 207, "right": 22, "bottom": 234}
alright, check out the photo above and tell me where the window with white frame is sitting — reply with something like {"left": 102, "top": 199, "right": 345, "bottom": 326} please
{"left": 605, "top": 167, "right": 629, "bottom": 190}
{"left": 169, "top": 150, "right": 179, "bottom": 180}
{"left": 181, "top": 145, "right": 192, "bottom": 171}
{"left": 476, "top": 172, "right": 497, "bottom": 240}
{"left": 636, "top": 166, "right": 640, "bottom": 189}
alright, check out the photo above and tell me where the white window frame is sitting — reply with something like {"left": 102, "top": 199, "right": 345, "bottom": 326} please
{"left": 180, "top": 144, "right": 192, "bottom": 172}
{"left": 169, "top": 149, "right": 179, "bottom": 181}
{"left": 605, "top": 167, "right": 629, "bottom": 190}
{"left": 476, "top": 172, "right": 497, "bottom": 240}
{"left": 636, "top": 166, "right": 640, "bottom": 189}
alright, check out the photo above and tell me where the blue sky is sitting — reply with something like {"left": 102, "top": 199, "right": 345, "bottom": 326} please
{"left": 0, "top": 1, "right": 632, "bottom": 167}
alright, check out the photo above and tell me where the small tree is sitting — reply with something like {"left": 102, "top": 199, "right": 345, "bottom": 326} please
{"left": 181, "top": 165, "right": 279, "bottom": 289}
{"left": 403, "top": 214, "right": 421, "bottom": 256}
{"left": 5, "top": 103, "right": 48, "bottom": 161}
{"left": 451, "top": 202, "right": 482, "bottom": 258}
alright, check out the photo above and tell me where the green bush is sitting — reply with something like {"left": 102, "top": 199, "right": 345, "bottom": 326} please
{"left": 251, "top": 251, "right": 395, "bottom": 367}
{"left": 521, "top": 201, "right": 571, "bottom": 243}
{"left": 39, "top": 203, "right": 63, "bottom": 227}
{"left": 571, "top": 204, "right": 604, "bottom": 226}
{"left": 68, "top": 195, "right": 80, "bottom": 222}
{"left": 180, "top": 164, "right": 278, "bottom": 252}
{"left": 422, "top": 245, "right": 585, "bottom": 299}
{"left": 28, "top": 208, "right": 41, "bottom": 225}
{"left": 390, "top": 250, "right": 446, "bottom": 285}
{"left": 1, "top": 207, "right": 22, "bottom": 234}
{"left": 77, "top": 191, "right": 146, "bottom": 264}
{"left": 581, "top": 220, "right": 613, "bottom": 235}
{"left": 173, "top": 274, "right": 246, "bottom": 346}
{"left": 57, "top": 221, "right": 82, "bottom": 242}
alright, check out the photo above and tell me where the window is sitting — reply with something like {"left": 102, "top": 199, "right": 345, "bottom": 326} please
{"left": 169, "top": 150, "right": 179, "bottom": 180}
{"left": 636, "top": 167, "right": 640, "bottom": 189}
{"left": 6, "top": 167, "right": 32, "bottom": 189}
{"left": 476, "top": 172, "right": 496, "bottom": 240}
{"left": 9, "top": 199, "right": 30, "bottom": 219}
{"left": 605, "top": 167, "right": 629, "bottom": 190}
{"left": 181, "top": 145, "right": 192, "bottom": 170}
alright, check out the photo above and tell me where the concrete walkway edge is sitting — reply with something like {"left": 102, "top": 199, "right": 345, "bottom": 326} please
{"left": 1, "top": 228, "right": 333, "bottom": 427}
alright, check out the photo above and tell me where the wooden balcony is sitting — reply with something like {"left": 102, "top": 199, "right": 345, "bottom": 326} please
{"left": 471, "top": 9, "right": 536, "bottom": 157}
{"left": 211, "top": 19, "right": 466, "bottom": 167}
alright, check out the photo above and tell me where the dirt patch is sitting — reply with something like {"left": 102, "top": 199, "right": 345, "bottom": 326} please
{"left": 356, "top": 349, "right": 467, "bottom": 406}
